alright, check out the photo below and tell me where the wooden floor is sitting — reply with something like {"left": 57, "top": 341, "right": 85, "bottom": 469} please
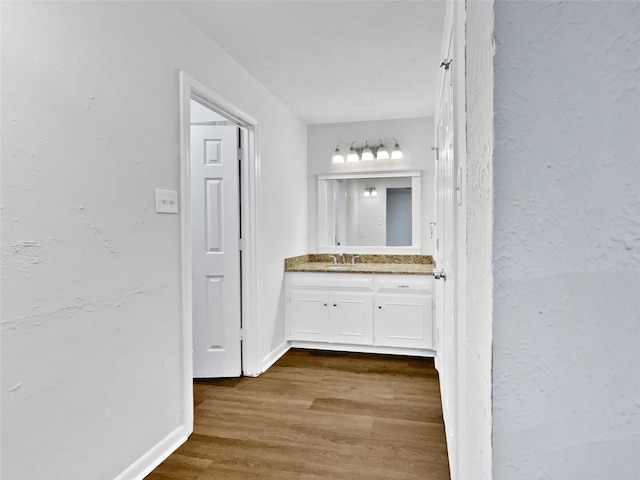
{"left": 146, "top": 349, "right": 450, "bottom": 480}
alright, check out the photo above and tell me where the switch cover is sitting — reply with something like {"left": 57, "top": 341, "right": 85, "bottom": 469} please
{"left": 155, "top": 189, "right": 178, "bottom": 214}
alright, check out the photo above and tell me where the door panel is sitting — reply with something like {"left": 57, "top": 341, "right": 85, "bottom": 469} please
{"left": 191, "top": 98, "right": 241, "bottom": 378}
{"left": 374, "top": 294, "right": 432, "bottom": 349}
{"left": 329, "top": 292, "right": 373, "bottom": 345}
{"left": 204, "top": 179, "right": 223, "bottom": 252}
{"left": 290, "top": 291, "right": 329, "bottom": 342}
{"left": 203, "top": 276, "right": 224, "bottom": 351}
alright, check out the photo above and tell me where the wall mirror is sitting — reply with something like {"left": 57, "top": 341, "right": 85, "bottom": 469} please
{"left": 318, "top": 171, "right": 421, "bottom": 253}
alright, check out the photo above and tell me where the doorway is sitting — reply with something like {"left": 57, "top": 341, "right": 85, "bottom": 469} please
{"left": 386, "top": 187, "right": 412, "bottom": 246}
{"left": 179, "top": 72, "right": 259, "bottom": 402}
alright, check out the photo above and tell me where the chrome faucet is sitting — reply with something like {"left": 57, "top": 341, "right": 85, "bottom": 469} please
{"left": 329, "top": 255, "right": 338, "bottom": 265}
{"left": 351, "top": 255, "right": 362, "bottom": 265}
{"left": 338, "top": 253, "right": 345, "bottom": 264}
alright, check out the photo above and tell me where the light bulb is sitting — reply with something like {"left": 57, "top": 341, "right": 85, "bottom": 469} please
{"left": 361, "top": 143, "right": 374, "bottom": 161}
{"left": 332, "top": 149, "right": 345, "bottom": 164}
{"left": 346, "top": 149, "right": 359, "bottom": 162}
{"left": 391, "top": 143, "right": 403, "bottom": 160}
{"left": 376, "top": 146, "right": 389, "bottom": 160}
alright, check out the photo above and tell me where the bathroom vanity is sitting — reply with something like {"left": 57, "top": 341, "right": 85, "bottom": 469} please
{"left": 288, "top": 169, "right": 436, "bottom": 357}
{"left": 284, "top": 255, "right": 435, "bottom": 357}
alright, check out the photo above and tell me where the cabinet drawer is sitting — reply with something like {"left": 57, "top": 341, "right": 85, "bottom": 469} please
{"left": 287, "top": 272, "right": 373, "bottom": 291}
{"left": 374, "top": 275, "right": 433, "bottom": 293}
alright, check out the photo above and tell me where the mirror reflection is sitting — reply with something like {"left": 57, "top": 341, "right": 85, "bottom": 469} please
{"left": 318, "top": 171, "right": 421, "bottom": 251}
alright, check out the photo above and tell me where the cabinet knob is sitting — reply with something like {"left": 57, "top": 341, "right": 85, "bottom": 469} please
{"left": 378, "top": 306, "right": 382, "bottom": 309}
{"left": 323, "top": 303, "right": 328, "bottom": 307}
{"left": 333, "top": 304, "right": 337, "bottom": 307}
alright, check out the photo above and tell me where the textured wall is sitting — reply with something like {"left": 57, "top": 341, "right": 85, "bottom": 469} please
{"left": 0, "top": 2, "right": 307, "bottom": 478}
{"left": 307, "top": 117, "right": 435, "bottom": 253}
{"left": 461, "top": 1, "right": 494, "bottom": 478}
{"left": 492, "top": 2, "right": 640, "bottom": 478}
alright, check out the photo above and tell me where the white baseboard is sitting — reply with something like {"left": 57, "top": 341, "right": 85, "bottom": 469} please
{"left": 114, "top": 424, "right": 190, "bottom": 480}
{"left": 289, "top": 341, "right": 435, "bottom": 358}
{"left": 260, "top": 340, "right": 290, "bottom": 374}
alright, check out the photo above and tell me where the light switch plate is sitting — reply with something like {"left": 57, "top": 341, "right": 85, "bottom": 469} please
{"left": 155, "top": 189, "right": 178, "bottom": 214}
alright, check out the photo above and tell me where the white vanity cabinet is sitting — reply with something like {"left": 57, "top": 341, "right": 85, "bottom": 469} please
{"left": 289, "top": 290, "right": 373, "bottom": 344}
{"left": 287, "top": 274, "right": 373, "bottom": 345}
{"left": 373, "top": 275, "right": 433, "bottom": 349}
{"left": 286, "top": 272, "right": 434, "bottom": 356}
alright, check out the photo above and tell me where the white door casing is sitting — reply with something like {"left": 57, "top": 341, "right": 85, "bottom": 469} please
{"left": 190, "top": 115, "right": 242, "bottom": 378}
{"left": 180, "top": 71, "right": 261, "bottom": 399}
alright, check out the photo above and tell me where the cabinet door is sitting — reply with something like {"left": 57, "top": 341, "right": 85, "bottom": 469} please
{"left": 328, "top": 292, "right": 373, "bottom": 345}
{"left": 374, "top": 295, "right": 433, "bottom": 349}
{"left": 289, "top": 290, "right": 329, "bottom": 342}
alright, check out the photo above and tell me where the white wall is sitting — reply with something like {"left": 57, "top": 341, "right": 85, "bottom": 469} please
{"left": 0, "top": 2, "right": 306, "bottom": 479}
{"left": 458, "top": 1, "right": 494, "bottom": 479}
{"left": 307, "top": 118, "right": 435, "bottom": 253}
{"left": 492, "top": 2, "right": 640, "bottom": 479}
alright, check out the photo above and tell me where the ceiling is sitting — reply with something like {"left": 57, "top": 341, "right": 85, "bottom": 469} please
{"left": 173, "top": 1, "right": 446, "bottom": 125}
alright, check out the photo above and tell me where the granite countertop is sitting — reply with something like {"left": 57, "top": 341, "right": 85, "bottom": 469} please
{"left": 284, "top": 254, "right": 434, "bottom": 275}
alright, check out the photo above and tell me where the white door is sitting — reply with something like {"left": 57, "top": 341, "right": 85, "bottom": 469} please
{"left": 190, "top": 98, "right": 242, "bottom": 378}
{"left": 434, "top": 39, "right": 457, "bottom": 466}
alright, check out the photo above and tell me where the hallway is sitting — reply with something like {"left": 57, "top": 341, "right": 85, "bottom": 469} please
{"left": 147, "top": 349, "right": 450, "bottom": 479}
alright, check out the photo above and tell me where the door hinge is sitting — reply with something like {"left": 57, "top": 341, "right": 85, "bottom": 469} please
{"left": 238, "top": 238, "right": 244, "bottom": 251}
{"left": 240, "top": 327, "right": 246, "bottom": 341}
{"left": 237, "top": 148, "right": 243, "bottom": 161}
{"left": 440, "top": 58, "right": 452, "bottom": 70}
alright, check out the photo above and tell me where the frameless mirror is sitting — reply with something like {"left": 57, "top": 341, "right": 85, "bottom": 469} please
{"left": 318, "top": 171, "right": 421, "bottom": 253}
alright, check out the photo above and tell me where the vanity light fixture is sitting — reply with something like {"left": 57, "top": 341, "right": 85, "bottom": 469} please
{"left": 331, "top": 138, "right": 403, "bottom": 164}
{"left": 364, "top": 185, "right": 377, "bottom": 197}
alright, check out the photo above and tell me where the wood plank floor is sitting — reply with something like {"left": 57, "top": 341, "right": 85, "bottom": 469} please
{"left": 146, "top": 349, "right": 450, "bottom": 480}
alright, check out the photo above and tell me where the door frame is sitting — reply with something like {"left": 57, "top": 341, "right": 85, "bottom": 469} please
{"left": 179, "top": 72, "right": 260, "bottom": 428}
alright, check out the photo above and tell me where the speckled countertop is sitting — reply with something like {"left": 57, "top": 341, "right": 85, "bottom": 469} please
{"left": 284, "top": 254, "right": 434, "bottom": 275}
